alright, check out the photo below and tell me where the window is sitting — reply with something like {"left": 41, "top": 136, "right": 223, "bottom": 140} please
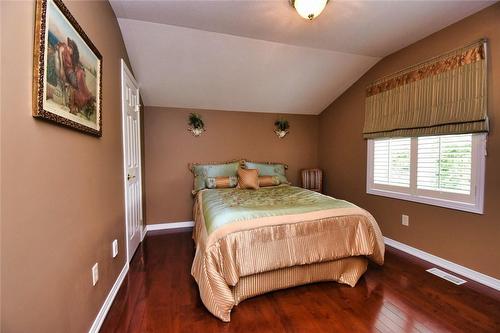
{"left": 367, "top": 133, "right": 486, "bottom": 213}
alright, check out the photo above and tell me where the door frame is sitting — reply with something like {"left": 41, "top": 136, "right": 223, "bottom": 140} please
{"left": 120, "top": 59, "right": 143, "bottom": 263}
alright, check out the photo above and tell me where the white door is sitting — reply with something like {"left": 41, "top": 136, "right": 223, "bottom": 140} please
{"left": 121, "top": 59, "right": 143, "bottom": 262}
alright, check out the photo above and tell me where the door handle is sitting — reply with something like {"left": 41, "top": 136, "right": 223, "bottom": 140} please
{"left": 127, "top": 174, "right": 136, "bottom": 181}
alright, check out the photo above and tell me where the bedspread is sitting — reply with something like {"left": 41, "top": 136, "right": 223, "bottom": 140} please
{"left": 191, "top": 185, "right": 384, "bottom": 321}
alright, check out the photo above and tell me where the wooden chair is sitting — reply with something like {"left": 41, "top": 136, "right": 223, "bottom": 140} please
{"left": 301, "top": 169, "right": 323, "bottom": 193}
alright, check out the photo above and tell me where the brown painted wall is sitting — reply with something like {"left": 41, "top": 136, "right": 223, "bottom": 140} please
{"left": 0, "top": 1, "right": 3, "bottom": 326}
{"left": 144, "top": 107, "right": 319, "bottom": 224}
{"left": 1, "top": 1, "right": 133, "bottom": 332}
{"left": 318, "top": 4, "right": 500, "bottom": 279}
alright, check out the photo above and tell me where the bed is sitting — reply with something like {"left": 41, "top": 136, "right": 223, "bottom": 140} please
{"left": 191, "top": 184, "right": 385, "bottom": 322}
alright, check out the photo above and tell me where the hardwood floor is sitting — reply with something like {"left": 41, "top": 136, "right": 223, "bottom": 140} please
{"left": 100, "top": 229, "right": 500, "bottom": 333}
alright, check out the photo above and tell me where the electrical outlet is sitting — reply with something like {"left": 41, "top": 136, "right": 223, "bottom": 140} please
{"left": 402, "top": 214, "right": 409, "bottom": 226}
{"left": 92, "top": 263, "right": 99, "bottom": 286}
{"left": 112, "top": 239, "right": 118, "bottom": 258}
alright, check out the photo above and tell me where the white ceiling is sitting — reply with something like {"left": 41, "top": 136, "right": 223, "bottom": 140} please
{"left": 111, "top": 0, "right": 494, "bottom": 115}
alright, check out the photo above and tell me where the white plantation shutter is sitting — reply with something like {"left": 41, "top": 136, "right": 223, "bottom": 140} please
{"left": 373, "top": 138, "right": 411, "bottom": 187}
{"left": 367, "top": 133, "right": 485, "bottom": 214}
{"left": 417, "top": 134, "right": 472, "bottom": 194}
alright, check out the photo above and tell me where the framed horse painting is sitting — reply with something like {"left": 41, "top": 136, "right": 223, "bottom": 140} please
{"left": 33, "top": 0, "right": 103, "bottom": 136}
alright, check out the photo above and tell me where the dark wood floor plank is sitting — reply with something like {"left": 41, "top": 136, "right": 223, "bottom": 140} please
{"left": 100, "top": 229, "right": 500, "bottom": 333}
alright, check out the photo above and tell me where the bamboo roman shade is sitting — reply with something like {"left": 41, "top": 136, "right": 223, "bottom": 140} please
{"left": 363, "top": 39, "right": 488, "bottom": 139}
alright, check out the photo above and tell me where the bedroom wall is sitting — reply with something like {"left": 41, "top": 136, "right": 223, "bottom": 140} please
{"left": 318, "top": 3, "right": 500, "bottom": 279}
{"left": 144, "top": 107, "right": 319, "bottom": 224}
{"left": 1, "top": 1, "right": 134, "bottom": 332}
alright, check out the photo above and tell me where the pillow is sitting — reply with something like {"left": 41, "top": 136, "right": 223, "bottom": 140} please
{"left": 258, "top": 176, "right": 280, "bottom": 187}
{"left": 244, "top": 161, "right": 290, "bottom": 185}
{"left": 206, "top": 176, "right": 238, "bottom": 189}
{"left": 237, "top": 168, "right": 259, "bottom": 190}
{"left": 189, "top": 160, "right": 242, "bottom": 194}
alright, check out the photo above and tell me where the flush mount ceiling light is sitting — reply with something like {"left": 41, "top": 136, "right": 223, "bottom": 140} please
{"left": 290, "top": 0, "right": 329, "bottom": 20}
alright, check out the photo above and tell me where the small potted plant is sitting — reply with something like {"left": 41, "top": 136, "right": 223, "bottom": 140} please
{"left": 188, "top": 113, "right": 205, "bottom": 137}
{"left": 274, "top": 119, "right": 290, "bottom": 138}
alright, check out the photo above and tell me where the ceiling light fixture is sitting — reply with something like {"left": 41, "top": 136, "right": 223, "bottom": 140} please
{"left": 290, "top": 0, "right": 329, "bottom": 20}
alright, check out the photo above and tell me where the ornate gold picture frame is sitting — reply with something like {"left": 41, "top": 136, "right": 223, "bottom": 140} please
{"left": 33, "top": 0, "right": 103, "bottom": 136}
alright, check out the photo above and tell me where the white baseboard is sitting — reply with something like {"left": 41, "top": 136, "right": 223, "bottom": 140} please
{"left": 384, "top": 237, "right": 500, "bottom": 291}
{"left": 145, "top": 221, "right": 195, "bottom": 232}
{"left": 88, "top": 221, "right": 192, "bottom": 332}
{"left": 88, "top": 263, "right": 129, "bottom": 333}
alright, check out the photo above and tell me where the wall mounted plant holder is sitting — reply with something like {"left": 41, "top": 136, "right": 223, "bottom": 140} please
{"left": 275, "top": 129, "right": 288, "bottom": 139}
{"left": 188, "top": 113, "right": 205, "bottom": 137}
{"left": 274, "top": 119, "right": 290, "bottom": 139}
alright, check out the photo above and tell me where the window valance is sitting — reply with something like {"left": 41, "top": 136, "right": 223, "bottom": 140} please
{"left": 363, "top": 39, "right": 488, "bottom": 139}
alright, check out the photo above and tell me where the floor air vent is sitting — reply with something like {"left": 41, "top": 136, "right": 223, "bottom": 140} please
{"left": 426, "top": 268, "right": 467, "bottom": 285}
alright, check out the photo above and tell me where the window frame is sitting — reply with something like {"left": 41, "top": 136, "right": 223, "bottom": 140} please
{"left": 366, "top": 133, "right": 486, "bottom": 214}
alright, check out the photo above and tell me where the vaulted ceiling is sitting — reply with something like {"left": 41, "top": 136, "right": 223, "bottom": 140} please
{"left": 110, "top": 0, "right": 493, "bottom": 115}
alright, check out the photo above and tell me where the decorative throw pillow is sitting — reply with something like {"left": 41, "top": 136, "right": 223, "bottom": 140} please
{"left": 237, "top": 168, "right": 260, "bottom": 190}
{"left": 189, "top": 160, "right": 242, "bottom": 194}
{"left": 258, "top": 176, "right": 280, "bottom": 187}
{"left": 205, "top": 176, "right": 238, "bottom": 189}
{"left": 244, "top": 161, "right": 290, "bottom": 185}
